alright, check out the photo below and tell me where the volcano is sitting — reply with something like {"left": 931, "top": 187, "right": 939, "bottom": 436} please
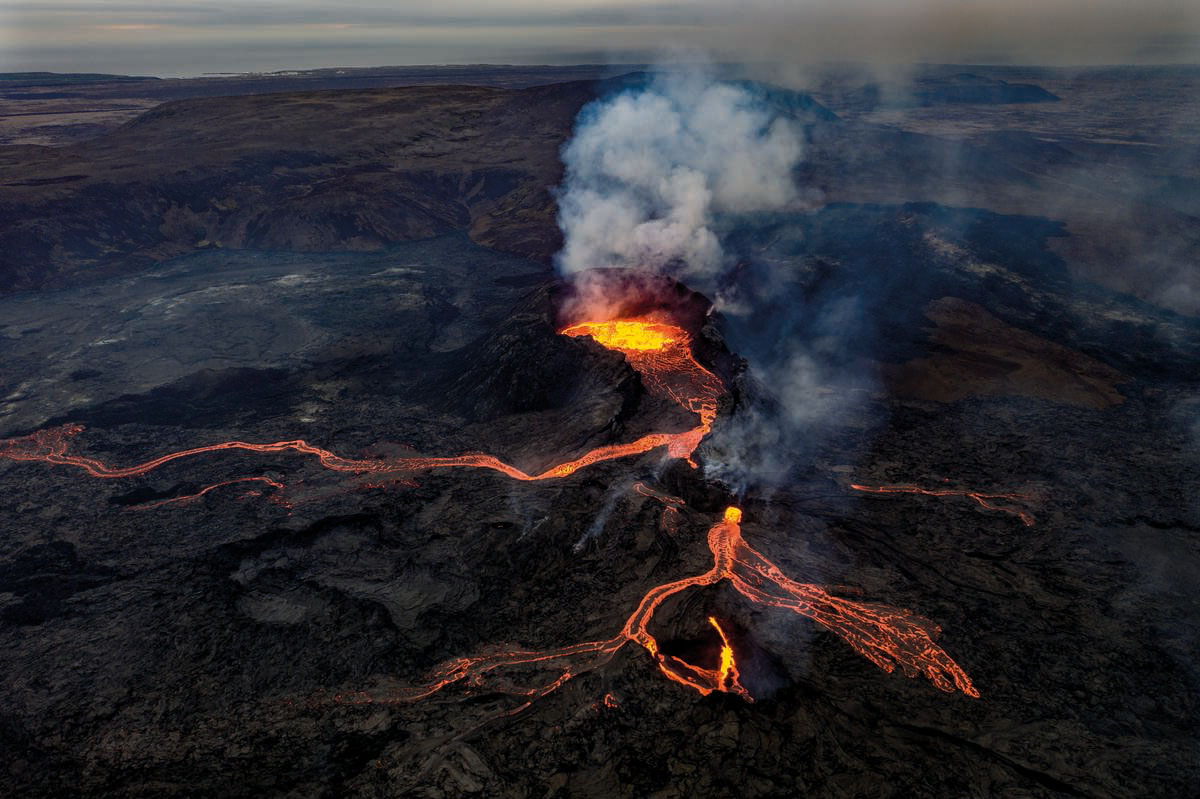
{"left": 0, "top": 67, "right": 1198, "bottom": 799}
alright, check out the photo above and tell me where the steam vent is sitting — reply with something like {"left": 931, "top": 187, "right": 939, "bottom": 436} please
{"left": 1, "top": 56, "right": 1198, "bottom": 799}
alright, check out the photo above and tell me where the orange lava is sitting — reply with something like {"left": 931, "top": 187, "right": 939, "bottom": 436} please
{"left": 564, "top": 319, "right": 678, "bottom": 351}
{"left": 128, "top": 476, "right": 286, "bottom": 511}
{"left": 708, "top": 616, "right": 748, "bottom": 700}
{"left": 0, "top": 320, "right": 720, "bottom": 490}
{"left": 851, "top": 483, "right": 1035, "bottom": 526}
{"left": 561, "top": 318, "right": 722, "bottom": 467}
{"left": 633, "top": 480, "right": 685, "bottom": 536}
{"left": 1, "top": 317, "right": 981, "bottom": 712}
{"left": 345, "top": 506, "right": 977, "bottom": 709}
{"left": 633, "top": 481, "right": 684, "bottom": 508}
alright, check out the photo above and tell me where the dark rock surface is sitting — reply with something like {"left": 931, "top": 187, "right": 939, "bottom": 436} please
{"left": 6, "top": 66, "right": 1198, "bottom": 319}
{"left": 833, "top": 71, "right": 1060, "bottom": 112}
{"left": 1, "top": 212, "right": 1197, "bottom": 797}
{"left": 0, "top": 73, "right": 833, "bottom": 294}
{"left": 2, "top": 65, "right": 1199, "bottom": 798}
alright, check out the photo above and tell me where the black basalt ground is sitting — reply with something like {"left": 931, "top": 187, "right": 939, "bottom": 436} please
{"left": 2, "top": 62, "right": 1200, "bottom": 795}
{"left": 0, "top": 214, "right": 1196, "bottom": 797}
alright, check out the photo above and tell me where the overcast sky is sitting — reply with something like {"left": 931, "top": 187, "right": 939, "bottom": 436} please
{"left": 4, "top": 1, "right": 1198, "bottom": 77}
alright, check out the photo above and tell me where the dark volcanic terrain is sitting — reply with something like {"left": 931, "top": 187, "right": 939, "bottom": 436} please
{"left": 0, "top": 65, "right": 644, "bottom": 147}
{"left": 0, "top": 65, "right": 1198, "bottom": 798}
{"left": 3, "top": 65, "right": 1197, "bottom": 316}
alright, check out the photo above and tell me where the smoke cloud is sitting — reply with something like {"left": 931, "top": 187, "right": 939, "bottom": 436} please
{"left": 553, "top": 63, "right": 864, "bottom": 493}
{"left": 555, "top": 68, "right": 803, "bottom": 290}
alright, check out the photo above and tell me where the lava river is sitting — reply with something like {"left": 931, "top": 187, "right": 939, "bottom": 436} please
{"left": 1, "top": 316, "right": 979, "bottom": 703}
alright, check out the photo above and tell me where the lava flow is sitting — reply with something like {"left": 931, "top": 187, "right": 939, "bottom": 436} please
{"left": 128, "top": 476, "right": 286, "bottom": 511}
{"left": 0, "top": 318, "right": 719, "bottom": 492}
{"left": 633, "top": 480, "right": 685, "bottom": 536}
{"left": 851, "top": 483, "right": 1035, "bottom": 526}
{"left": 1, "top": 317, "right": 980, "bottom": 709}
{"left": 344, "top": 504, "right": 977, "bottom": 711}
{"left": 559, "top": 318, "right": 723, "bottom": 467}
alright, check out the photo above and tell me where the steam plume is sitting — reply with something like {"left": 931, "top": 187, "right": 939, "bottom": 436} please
{"left": 555, "top": 68, "right": 803, "bottom": 298}
{"left": 553, "top": 64, "right": 859, "bottom": 492}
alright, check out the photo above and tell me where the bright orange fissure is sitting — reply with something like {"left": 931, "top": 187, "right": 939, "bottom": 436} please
{"left": 127, "top": 476, "right": 287, "bottom": 511}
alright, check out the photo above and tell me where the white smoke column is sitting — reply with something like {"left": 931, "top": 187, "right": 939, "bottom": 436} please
{"left": 554, "top": 64, "right": 843, "bottom": 493}
{"left": 555, "top": 68, "right": 803, "bottom": 293}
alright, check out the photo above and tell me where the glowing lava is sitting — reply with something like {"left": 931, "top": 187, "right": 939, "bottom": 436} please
{"left": 851, "top": 483, "right": 1035, "bottom": 526}
{"left": 128, "top": 476, "right": 286, "bottom": 511}
{"left": 1, "top": 317, "right": 981, "bottom": 712}
{"left": 708, "top": 616, "right": 746, "bottom": 699}
{"left": 563, "top": 319, "right": 678, "bottom": 351}
{"left": 0, "top": 320, "right": 719, "bottom": 491}
{"left": 633, "top": 481, "right": 685, "bottom": 536}
{"left": 344, "top": 505, "right": 977, "bottom": 710}
{"left": 561, "top": 318, "right": 722, "bottom": 466}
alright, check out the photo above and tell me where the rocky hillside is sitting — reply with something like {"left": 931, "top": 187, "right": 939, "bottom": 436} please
{"left": 0, "top": 81, "right": 600, "bottom": 290}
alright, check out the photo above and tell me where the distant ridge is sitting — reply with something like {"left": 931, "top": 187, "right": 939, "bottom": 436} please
{"left": 0, "top": 72, "right": 160, "bottom": 87}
